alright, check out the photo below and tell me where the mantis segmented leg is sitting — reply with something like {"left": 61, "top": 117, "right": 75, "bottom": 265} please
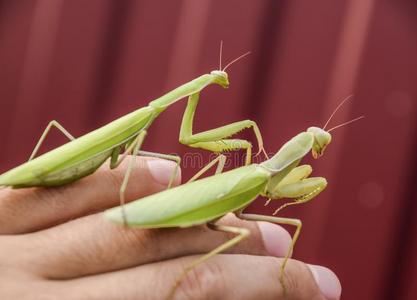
{"left": 179, "top": 93, "right": 265, "bottom": 165}
{"left": 29, "top": 120, "right": 75, "bottom": 161}
{"left": 271, "top": 165, "right": 326, "bottom": 215}
{"left": 272, "top": 188, "right": 320, "bottom": 216}
{"left": 110, "top": 131, "right": 147, "bottom": 225}
{"left": 167, "top": 223, "right": 250, "bottom": 300}
{"left": 264, "top": 164, "right": 326, "bottom": 210}
{"left": 187, "top": 154, "right": 227, "bottom": 183}
{"left": 137, "top": 151, "right": 181, "bottom": 189}
{"left": 238, "top": 212, "right": 302, "bottom": 292}
{"left": 111, "top": 131, "right": 182, "bottom": 225}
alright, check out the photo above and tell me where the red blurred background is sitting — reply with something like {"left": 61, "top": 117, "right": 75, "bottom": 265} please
{"left": 0, "top": 1, "right": 416, "bottom": 299}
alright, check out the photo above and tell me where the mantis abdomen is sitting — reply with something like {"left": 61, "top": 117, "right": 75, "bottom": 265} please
{"left": 0, "top": 106, "right": 156, "bottom": 187}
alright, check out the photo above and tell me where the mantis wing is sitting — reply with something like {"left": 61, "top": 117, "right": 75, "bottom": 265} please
{"left": 105, "top": 164, "right": 270, "bottom": 228}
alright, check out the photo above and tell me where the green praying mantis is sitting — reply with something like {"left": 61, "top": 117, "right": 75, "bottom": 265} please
{"left": 0, "top": 44, "right": 266, "bottom": 224}
{"left": 104, "top": 97, "right": 363, "bottom": 299}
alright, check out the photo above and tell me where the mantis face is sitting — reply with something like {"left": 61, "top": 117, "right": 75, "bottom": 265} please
{"left": 307, "top": 127, "right": 332, "bottom": 159}
{"left": 210, "top": 70, "right": 229, "bottom": 88}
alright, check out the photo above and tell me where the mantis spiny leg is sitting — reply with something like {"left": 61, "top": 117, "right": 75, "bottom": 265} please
{"left": 237, "top": 212, "right": 302, "bottom": 293}
{"left": 167, "top": 223, "right": 250, "bottom": 300}
{"left": 264, "top": 165, "right": 327, "bottom": 210}
{"left": 179, "top": 92, "right": 266, "bottom": 164}
{"left": 272, "top": 179, "right": 327, "bottom": 215}
{"left": 29, "top": 120, "right": 75, "bottom": 161}
{"left": 192, "top": 139, "right": 253, "bottom": 165}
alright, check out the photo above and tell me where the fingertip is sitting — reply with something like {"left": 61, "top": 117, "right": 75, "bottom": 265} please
{"left": 146, "top": 159, "right": 181, "bottom": 187}
{"left": 257, "top": 221, "right": 292, "bottom": 257}
{"left": 307, "top": 264, "right": 342, "bottom": 300}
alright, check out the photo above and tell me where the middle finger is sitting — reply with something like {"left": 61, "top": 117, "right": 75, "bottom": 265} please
{"left": 9, "top": 213, "right": 291, "bottom": 279}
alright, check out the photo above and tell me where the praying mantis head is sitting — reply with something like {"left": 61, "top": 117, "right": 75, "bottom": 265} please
{"left": 211, "top": 41, "right": 251, "bottom": 89}
{"left": 308, "top": 95, "right": 364, "bottom": 159}
{"left": 210, "top": 70, "right": 229, "bottom": 88}
{"left": 306, "top": 127, "right": 332, "bottom": 159}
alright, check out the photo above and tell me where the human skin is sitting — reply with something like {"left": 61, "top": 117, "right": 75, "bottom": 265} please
{"left": 0, "top": 157, "right": 341, "bottom": 300}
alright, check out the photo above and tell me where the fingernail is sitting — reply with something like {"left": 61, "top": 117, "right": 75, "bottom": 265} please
{"left": 307, "top": 264, "right": 342, "bottom": 300}
{"left": 147, "top": 159, "right": 180, "bottom": 186}
{"left": 258, "top": 221, "right": 292, "bottom": 257}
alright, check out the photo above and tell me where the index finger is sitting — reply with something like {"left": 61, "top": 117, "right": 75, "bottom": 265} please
{"left": 0, "top": 157, "right": 180, "bottom": 234}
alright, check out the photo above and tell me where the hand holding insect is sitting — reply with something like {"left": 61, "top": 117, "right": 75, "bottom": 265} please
{"left": 0, "top": 156, "right": 341, "bottom": 300}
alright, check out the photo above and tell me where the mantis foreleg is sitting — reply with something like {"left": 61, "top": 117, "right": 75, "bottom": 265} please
{"left": 271, "top": 166, "right": 327, "bottom": 215}
{"left": 29, "top": 120, "right": 75, "bottom": 161}
{"left": 167, "top": 223, "right": 250, "bottom": 300}
{"left": 237, "top": 212, "right": 302, "bottom": 293}
{"left": 264, "top": 165, "right": 327, "bottom": 210}
{"left": 179, "top": 93, "right": 265, "bottom": 165}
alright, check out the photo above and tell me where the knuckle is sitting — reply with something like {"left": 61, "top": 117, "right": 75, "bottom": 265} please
{"left": 176, "top": 259, "right": 225, "bottom": 300}
{"left": 0, "top": 274, "right": 57, "bottom": 300}
{"left": 220, "top": 214, "right": 264, "bottom": 254}
{"left": 119, "top": 226, "right": 163, "bottom": 256}
{"left": 0, "top": 188, "right": 65, "bottom": 233}
{"left": 105, "top": 167, "right": 124, "bottom": 190}
{"left": 282, "top": 259, "right": 304, "bottom": 297}
{"left": 272, "top": 258, "right": 322, "bottom": 299}
{"left": 35, "top": 187, "right": 68, "bottom": 212}
{"left": 0, "top": 190, "right": 17, "bottom": 229}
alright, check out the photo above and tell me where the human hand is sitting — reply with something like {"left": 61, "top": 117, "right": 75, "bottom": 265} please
{"left": 0, "top": 157, "right": 341, "bottom": 299}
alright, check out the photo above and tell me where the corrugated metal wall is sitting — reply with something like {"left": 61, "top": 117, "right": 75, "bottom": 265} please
{"left": 0, "top": 1, "right": 416, "bottom": 299}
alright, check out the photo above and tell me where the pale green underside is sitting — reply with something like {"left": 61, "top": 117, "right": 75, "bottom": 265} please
{"left": 104, "top": 164, "right": 271, "bottom": 228}
{"left": 0, "top": 106, "right": 156, "bottom": 187}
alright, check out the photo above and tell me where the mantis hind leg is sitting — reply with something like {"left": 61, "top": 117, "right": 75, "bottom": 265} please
{"left": 237, "top": 212, "right": 302, "bottom": 295}
{"left": 179, "top": 93, "right": 267, "bottom": 163}
{"left": 167, "top": 223, "right": 250, "bottom": 300}
{"left": 29, "top": 120, "right": 75, "bottom": 161}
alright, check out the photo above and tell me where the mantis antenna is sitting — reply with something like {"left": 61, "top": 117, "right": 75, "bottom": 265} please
{"left": 327, "top": 115, "right": 365, "bottom": 132}
{"left": 222, "top": 51, "right": 251, "bottom": 72}
{"left": 219, "top": 40, "right": 223, "bottom": 70}
{"left": 323, "top": 95, "right": 354, "bottom": 130}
